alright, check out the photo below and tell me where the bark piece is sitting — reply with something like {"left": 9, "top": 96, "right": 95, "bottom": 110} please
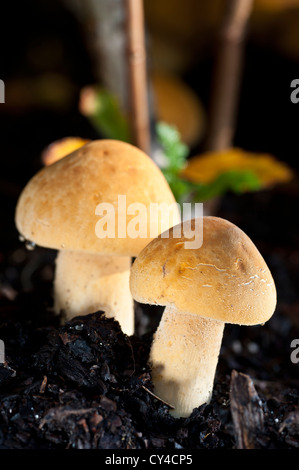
{"left": 230, "top": 369, "right": 264, "bottom": 449}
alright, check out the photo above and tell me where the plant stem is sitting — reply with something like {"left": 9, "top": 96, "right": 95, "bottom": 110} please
{"left": 205, "top": 0, "right": 253, "bottom": 151}
{"left": 125, "top": 0, "right": 150, "bottom": 154}
{"left": 84, "top": 0, "right": 129, "bottom": 114}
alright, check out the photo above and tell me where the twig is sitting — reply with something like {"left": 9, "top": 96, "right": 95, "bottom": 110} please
{"left": 125, "top": 0, "right": 150, "bottom": 154}
{"left": 39, "top": 375, "right": 48, "bottom": 394}
{"left": 141, "top": 385, "right": 175, "bottom": 409}
{"left": 125, "top": 335, "right": 136, "bottom": 376}
{"left": 205, "top": 0, "right": 253, "bottom": 151}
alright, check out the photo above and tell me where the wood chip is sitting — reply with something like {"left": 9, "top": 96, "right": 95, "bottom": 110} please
{"left": 39, "top": 375, "right": 47, "bottom": 394}
{"left": 230, "top": 369, "right": 264, "bottom": 449}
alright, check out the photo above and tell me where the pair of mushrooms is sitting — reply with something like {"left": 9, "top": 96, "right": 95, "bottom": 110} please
{"left": 16, "top": 139, "right": 277, "bottom": 419}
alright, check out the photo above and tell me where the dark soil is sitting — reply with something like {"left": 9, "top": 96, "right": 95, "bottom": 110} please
{"left": 0, "top": 183, "right": 298, "bottom": 450}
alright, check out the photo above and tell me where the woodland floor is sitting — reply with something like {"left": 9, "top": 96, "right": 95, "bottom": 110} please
{"left": 0, "top": 183, "right": 298, "bottom": 449}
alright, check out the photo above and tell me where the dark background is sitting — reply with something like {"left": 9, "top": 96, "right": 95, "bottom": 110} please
{"left": 0, "top": 0, "right": 298, "bottom": 295}
{"left": 0, "top": 0, "right": 299, "bottom": 247}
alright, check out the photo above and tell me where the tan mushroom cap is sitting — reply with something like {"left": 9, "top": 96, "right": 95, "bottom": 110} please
{"left": 130, "top": 217, "right": 277, "bottom": 325}
{"left": 15, "top": 139, "right": 180, "bottom": 256}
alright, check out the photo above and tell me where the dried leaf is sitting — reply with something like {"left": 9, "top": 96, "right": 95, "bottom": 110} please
{"left": 42, "top": 137, "right": 90, "bottom": 166}
{"left": 180, "top": 147, "right": 293, "bottom": 188}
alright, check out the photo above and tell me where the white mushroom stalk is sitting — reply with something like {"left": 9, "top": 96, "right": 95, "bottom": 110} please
{"left": 150, "top": 306, "right": 224, "bottom": 418}
{"left": 54, "top": 251, "right": 133, "bottom": 336}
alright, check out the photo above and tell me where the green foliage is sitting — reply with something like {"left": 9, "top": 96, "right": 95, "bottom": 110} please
{"left": 156, "top": 122, "right": 262, "bottom": 205}
{"left": 84, "top": 88, "right": 262, "bottom": 205}
{"left": 91, "top": 89, "right": 131, "bottom": 143}
{"left": 156, "top": 122, "right": 189, "bottom": 171}
{"left": 190, "top": 170, "right": 262, "bottom": 202}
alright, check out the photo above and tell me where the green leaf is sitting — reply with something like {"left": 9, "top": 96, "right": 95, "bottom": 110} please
{"left": 157, "top": 122, "right": 263, "bottom": 205}
{"left": 156, "top": 122, "right": 192, "bottom": 204}
{"left": 156, "top": 122, "right": 189, "bottom": 171}
{"left": 90, "top": 89, "right": 131, "bottom": 142}
{"left": 162, "top": 168, "right": 195, "bottom": 203}
{"left": 191, "top": 170, "right": 262, "bottom": 202}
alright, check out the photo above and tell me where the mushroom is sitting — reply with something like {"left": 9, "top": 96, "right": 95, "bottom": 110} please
{"left": 130, "top": 216, "right": 277, "bottom": 417}
{"left": 15, "top": 139, "right": 180, "bottom": 336}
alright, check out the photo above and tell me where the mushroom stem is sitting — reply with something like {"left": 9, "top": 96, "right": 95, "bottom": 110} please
{"left": 150, "top": 305, "right": 224, "bottom": 418}
{"left": 54, "top": 251, "right": 134, "bottom": 336}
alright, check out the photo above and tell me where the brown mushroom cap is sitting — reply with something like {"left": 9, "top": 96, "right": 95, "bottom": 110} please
{"left": 130, "top": 217, "right": 277, "bottom": 325}
{"left": 15, "top": 140, "right": 180, "bottom": 256}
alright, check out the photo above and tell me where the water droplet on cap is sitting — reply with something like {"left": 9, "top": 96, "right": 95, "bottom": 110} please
{"left": 25, "top": 240, "right": 36, "bottom": 251}
{"left": 18, "top": 234, "right": 25, "bottom": 242}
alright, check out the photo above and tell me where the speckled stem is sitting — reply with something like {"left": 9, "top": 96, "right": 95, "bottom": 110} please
{"left": 149, "top": 305, "right": 225, "bottom": 418}
{"left": 54, "top": 251, "right": 134, "bottom": 336}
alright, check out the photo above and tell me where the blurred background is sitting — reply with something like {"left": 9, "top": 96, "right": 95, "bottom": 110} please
{"left": 0, "top": 0, "right": 299, "bottom": 239}
{"left": 0, "top": 0, "right": 298, "bottom": 340}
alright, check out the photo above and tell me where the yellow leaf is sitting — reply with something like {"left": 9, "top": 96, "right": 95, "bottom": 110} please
{"left": 180, "top": 148, "right": 294, "bottom": 188}
{"left": 41, "top": 137, "right": 90, "bottom": 166}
